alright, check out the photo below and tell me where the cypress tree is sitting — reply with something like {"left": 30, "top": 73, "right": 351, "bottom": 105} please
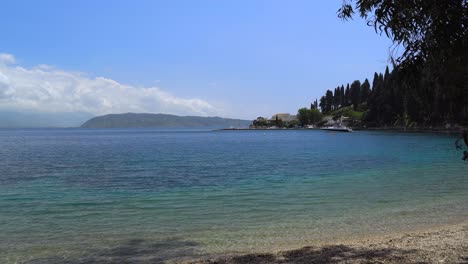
{"left": 319, "top": 96, "right": 326, "bottom": 113}
{"left": 333, "top": 87, "right": 339, "bottom": 110}
{"left": 360, "top": 79, "right": 371, "bottom": 103}
{"left": 325, "top": 90, "right": 334, "bottom": 113}
{"left": 340, "top": 85, "right": 345, "bottom": 107}
{"left": 371, "top": 72, "right": 379, "bottom": 92}
{"left": 344, "top": 84, "right": 350, "bottom": 107}
{"left": 350, "top": 80, "right": 361, "bottom": 110}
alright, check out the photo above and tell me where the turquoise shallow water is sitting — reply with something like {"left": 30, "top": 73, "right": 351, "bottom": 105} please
{"left": 0, "top": 128, "right": 467, "bottom": 263}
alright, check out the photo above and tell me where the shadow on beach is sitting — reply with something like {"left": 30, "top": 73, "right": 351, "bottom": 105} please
{"left": 23, "top": 242, "right": 427, "bottom": 264}
{"left": 22, "top": 225, "right": 468, "bottom": 264}
{"left": 22, "top": 242, "right": 468, "bottom": 264}
{"left": 24, "top": 237, "right": 203, "bottom": 264}
{"left": 195, "top": 245, "right": 426, "bottom": 264}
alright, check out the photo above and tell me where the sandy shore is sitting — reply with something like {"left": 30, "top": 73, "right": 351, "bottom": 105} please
{"left": 186, "top": 222, "right": 468, "bottom": 264}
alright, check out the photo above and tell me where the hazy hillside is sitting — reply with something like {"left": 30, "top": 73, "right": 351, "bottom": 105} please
{"left": 81, "top": 113, "right": 251, "bottom": 128}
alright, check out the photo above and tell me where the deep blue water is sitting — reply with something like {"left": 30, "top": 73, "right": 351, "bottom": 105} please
{"left": 0, "top": 128, "right": 467, "bottom": 263}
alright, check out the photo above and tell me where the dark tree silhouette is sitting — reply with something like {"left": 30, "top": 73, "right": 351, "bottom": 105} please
{"left": 314, "top": 1, "right": 466, "bottom": 126}
{"left": 350, "top": 80, "right": 361, "bottom": 110}
{"left": 336, "top": 0, "right": 468, "bottom": 124}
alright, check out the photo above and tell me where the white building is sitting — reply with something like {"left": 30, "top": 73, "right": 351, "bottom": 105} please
{"left": 271, "top": 113, "right": 297, "bottom": 122}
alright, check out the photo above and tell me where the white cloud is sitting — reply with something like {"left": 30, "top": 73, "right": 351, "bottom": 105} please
{"left": 0, "top": 53, "right": 16, "bottom": 64}
{"left": 0, "top": 52, "right": 219, "bottom": 116}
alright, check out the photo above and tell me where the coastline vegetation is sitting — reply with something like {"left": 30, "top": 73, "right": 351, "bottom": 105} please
{"left": 316, "top": 63, "right": 467, "bottom": 129}
{"left": 330, "top": 0, "right": 467, "bottom": 129}
{"left": 251, "top": 116, "right": 300, "bottom": 128}
{"left": 252, "top": 0, "right": 467, "bottom": 130}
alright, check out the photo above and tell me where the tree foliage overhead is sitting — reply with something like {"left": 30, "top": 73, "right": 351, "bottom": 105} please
{"left": 334, "top": 0, "right": 468, "bottom": 125}
{"left": 338, "top": 0, "right": 467, "bottom": 68}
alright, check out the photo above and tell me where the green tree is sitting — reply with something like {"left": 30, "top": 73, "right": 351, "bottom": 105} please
{"left": 252, "top": 117, "right": 268, "bottom": 127}
{"left": 338, "top": 0, "right": 467, "bottom": 69}
{"left": 340, "top": 85, "right": 345, "bottom": 107}
{"left": 319, "top": 96, "right": 326, "bottom": 113}
{"left": 297, "top": 108, "right": 311, "bottom": 126}
{"left": 350, "top": 80, "right": 361, "bottom": 110}
{"left": 333, "top": 87, "right": 341, "bottom": 110}
{"left": 274, "top": 115, "right": 284, "bottom": 127}
{"left": 325, "top": 90, "right": 334, "bottom": 113}
{"left": 310, "top": 108, "right": 323, "bottom": 125}
{"left": 360, "top": 78, "right": 371, "bottom": 103}
{"left": 344, "top": 84, "right": 350, "bottom": 107}
{"left": 338, "top": 0, "right": 468, "bottom": 124}
{"left": 288, "top": 120, "right": 299, "bottom": 128}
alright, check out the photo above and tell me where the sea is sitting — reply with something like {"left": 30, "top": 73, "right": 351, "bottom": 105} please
{"left": 0, "top": 128, "right": 467, "bottom": 263}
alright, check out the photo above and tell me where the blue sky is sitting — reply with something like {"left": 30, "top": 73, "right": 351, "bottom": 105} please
{"left": 0, "top": 0, "right": 392, "bottom": 120}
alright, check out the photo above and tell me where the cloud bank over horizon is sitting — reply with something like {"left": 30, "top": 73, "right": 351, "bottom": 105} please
{"left": 0, "top": 52, "right": 220, "bottom": 118}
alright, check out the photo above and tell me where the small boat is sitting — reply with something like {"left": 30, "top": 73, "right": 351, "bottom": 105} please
{"left": 321, "top": 116, "right": 353, "bottom": 132}
{"left": 321, "top": 125, "right": 353, "bottom": 132}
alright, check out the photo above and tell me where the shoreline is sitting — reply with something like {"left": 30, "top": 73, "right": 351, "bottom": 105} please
{"left": 218, "top": 126, "right": 467, "bottom": 133}
{"left": 185, "top": 220, "right": 468, "bottom": 264}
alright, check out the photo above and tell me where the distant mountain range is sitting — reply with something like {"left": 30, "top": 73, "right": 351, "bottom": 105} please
{"left": 80, "top": 113, "right": 252, "bottom": 128}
